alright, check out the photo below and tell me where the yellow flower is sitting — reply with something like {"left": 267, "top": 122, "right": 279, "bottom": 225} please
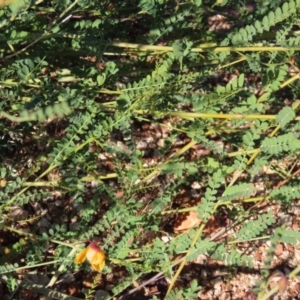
{"left": 74, "top": 242, "right": 105, "bottom": 272}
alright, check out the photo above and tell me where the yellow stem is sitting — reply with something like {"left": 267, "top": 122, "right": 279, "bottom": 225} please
{"left": 107, "top": 42, "right": 300, "bottom": 53}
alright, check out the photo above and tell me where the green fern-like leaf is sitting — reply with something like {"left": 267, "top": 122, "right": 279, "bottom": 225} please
{"left": 187, "top": 238, "right": 216, "bottom": 261}
{"left": 236, "top": 211, "right": 276, "bottom": 242}
{"left": 113, "top": 230, "right": 139, "bottom": 259}
{"left": 196, "top": 197, "right": 215, "bottom": 222}
{"left": 165, "top": 289, "right": 184, "bottom": 300}
{"left": 273, "top": 227, "right": 300, "bottom": 245}
{"left": 168, "top": 231, "right": 194, "bottom": 254}
{"left": 216, "top": 74, "right": 244, "bottom": 95}
{"left": 276, "top": 106, "right": 295, "bottom": 128}
{"left": 222, "top": 183, "right": 255, "bottom": 200}
{"left": 270, "top": 184, "right": 300, "bottom": 202}
{"left": 211, "top": 245, "right": 253, "bottom": 267}
{"left": 150, "top": 193, "right": 172, "bottom": 214}
{"left": 0, "top": 263, "right": 19, "bottom": 275}
{"left": 111, "top": 272, "right": 141, "bottom": 297}
{"left": 230, "top": 0, "right": 300, "bottom": 45}
{"left": 261, "top": 132, "right": 300, "bottom": 155}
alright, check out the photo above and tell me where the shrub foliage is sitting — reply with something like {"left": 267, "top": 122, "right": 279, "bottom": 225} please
{"left": 1, "top": 0, "right": 300, "bottom": 299}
